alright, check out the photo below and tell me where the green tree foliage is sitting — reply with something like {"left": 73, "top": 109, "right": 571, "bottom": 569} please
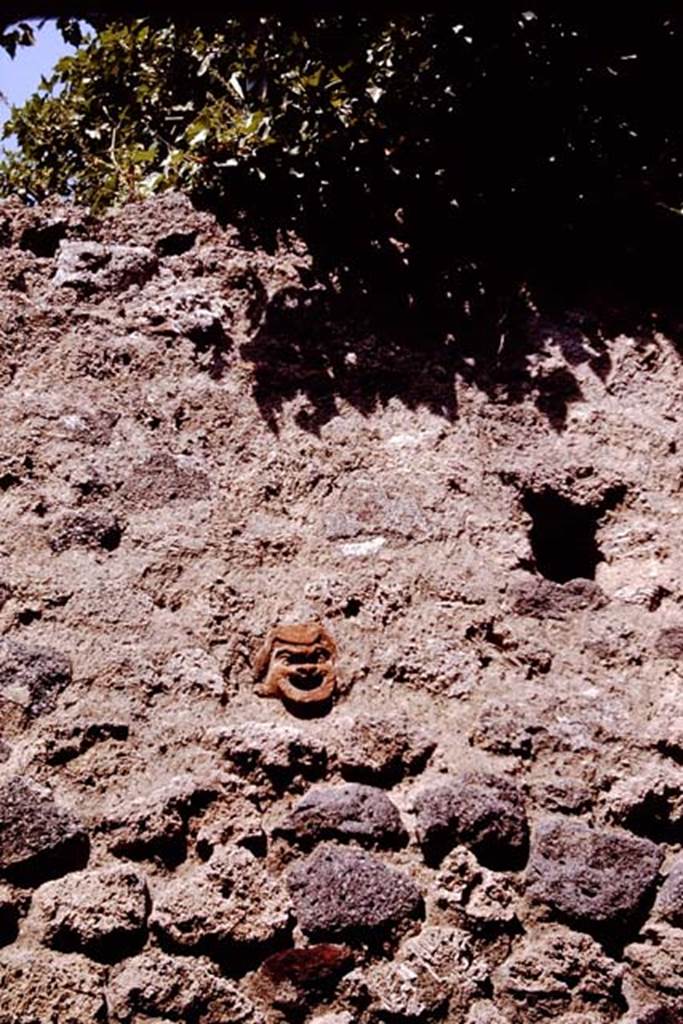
{"left": 2, "top": 11, "right": 682, "bottom": 321}
{"left": 0, "top": 21, "right": 36, "bottom": 59}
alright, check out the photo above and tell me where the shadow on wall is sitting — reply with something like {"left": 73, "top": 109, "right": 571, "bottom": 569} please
{"left": 241, "top": 287, "right": 460, "bottom": 434}
{"left": 240, "top": 278, "right": 682, "bottom": 436}
{"left": 239, "top": 196, "right": 683, "bottom": 435}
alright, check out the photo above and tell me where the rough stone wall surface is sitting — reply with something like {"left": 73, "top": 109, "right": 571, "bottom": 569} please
{"left": 0, "top": 192, "right": 682, "bottom": 1023}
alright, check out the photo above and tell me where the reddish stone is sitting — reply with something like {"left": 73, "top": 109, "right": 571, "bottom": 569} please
{"left": 261, "top": 944, "right": 354, "bottom": 988}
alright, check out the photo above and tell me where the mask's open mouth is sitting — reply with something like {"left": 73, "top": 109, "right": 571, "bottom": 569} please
{"left": 288, "top": 669, "right": 326, "bottom": 692}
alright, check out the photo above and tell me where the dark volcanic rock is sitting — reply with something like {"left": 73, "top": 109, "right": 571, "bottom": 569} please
{"left": 0, "top": 778, "right": 89, "bottom": 886}
{"left": 414, "top": 772, "right": 529, "bottom": 868}
{"left": 510, "top": 577, "right": 606, "bottom": 618}
{"left": 525, "top": 817, "right": 663, "bottom": 933}
{"left": 623, "top": 1010, "right": 683, "bottom": 1024}
{"left": 287, "top": 843, "right": 422, "bottom": 942}
{"left": 0, "top": 640, "right": 72, "bottom": 717}
{"left": 50, "top": 510, "right": 123, "bottom": 553}
{"left": 281, "top": 784, "right": 407, "bottom": 849}
{"left": 656, "top": 625, "right": 683, "bottom": 659}
{"left": 122, "top": 453, "right": 210, "bottom": 510}
{"left": 536, "top": 776, "right": 593, "bottom": 814}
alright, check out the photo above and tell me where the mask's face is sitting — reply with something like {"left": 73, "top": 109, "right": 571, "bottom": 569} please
{"left": 255, "top": 624, "right": 337, "bottom": 706}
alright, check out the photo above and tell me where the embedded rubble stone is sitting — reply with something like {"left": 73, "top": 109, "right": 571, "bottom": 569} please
{"left": 44, "top": 718, "right": 130, "bottom": 767}
{"left": 536, "top": 776, "right": 593, "bottom": 814}
{"left": 194, "top": 790, "right": 265, "bottom": 859}
{"left": 280, "top": 783, "right": 407, "bottom": 849}
{"left": 162, "top": 646, "right": 225, "bottom": 700}
{"left": 434, "top": 846, "right": 485, "bottom": 915}
{"left": 107, "top": 949, "right": 253, "bottom": 1023}
{"left": 469, "top": 700, "right": 539, "bottom": 758}
{"left": 53, "top": 240, "right": 158, "bottom": 293}
{"left": 150, "top": 845, "right": 291, "bottom": 956}
{"left": 620, "top": 1008, "right": 683, "bottom": 1024}
{"left": 494, "top": 924, "right": 622, "bottom": 1023}
{"left": 465, "top": 868, "right": 523, "bottom": 932}
{"left": 434, "top": 847, "right": 522, "bottom": 932}
{"left": 256, "top": 943, "right": 355, "bottom": 1013}
{"left": 0, "top": 778, "right": 88, "bottom": 886}
{"left": 49, "top": 510, "right": 123, "bottom": 553}
{"left": 510, "top": 576, "right": 607, "bottom": 618}
{"left": 31, "top": 864, "right": 149, "bottom": 961}
{"left": 654, "top": 854, "right": 683, "bottom": 926}
{"left": 340, "top": 925, "right": 476, "bottom": 1021}
{"left": 309, "top": 1015, "right": 355, "bottom": 1024}
{"left": 0, "top": 639, "right": 72, "bottom": 718}
{"left": 324, "top": 480, "right": 431, "bottom": 541}
{"left": 333, "top": 713, "right": 436, "bottom": 785}
{"left": 624, "top": 923, "right": 683, "bottom": 997}
{"left": 605, "top": 767, "right": 683, "bottom": 842}
{"left": 261, "top": 943, "right": 354, "bottom": 989}
{"left": 105, "top": 774, "right": 219, "bottom": 865}
{"left": 0, "top": 947, "right": 106, "bottom": 1024}
{"left": 287, "top": 842, "right": 423, "bottom": 942}
{"left": 656, "top": 625, "right": 683, "bottom": 659}
{"left": 214, "top": 721, "right": 327, "bottom": 791}
{"left": 122, "top": 453, "right": 210, "bottom": 510}
{"left": 648, "top": 686, "right": 683, "bottom": 762}
{"left": 465, "top": 1004, "right": 513, "bottom": 1024}
{"left": 102, "top": 191, "right": 211, "bottom": 254}
{"left": 414, "top": 772, "right": 529, "bottom": 868}
{"left": 525, "top": 817, "right": 663, "bottom": 932}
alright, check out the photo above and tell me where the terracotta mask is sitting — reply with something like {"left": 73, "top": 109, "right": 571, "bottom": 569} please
{"left": 254, "top": 623, "right": 337, "bottom": 707}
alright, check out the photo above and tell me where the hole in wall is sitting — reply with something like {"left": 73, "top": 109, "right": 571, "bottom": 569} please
{"left": 522, "top": 486, "right": 625, "bottom": 583}
{"left": 19, "top": 223, "right": 67, "bottom": 258}
{"left": 343, "top": 598, "right": 362, "bottom": 618}
{"left": 17, "top": 608, "right": 42, "bottom": 626}
{"left": 155, "top": 230, "right": 197, "bottom": 257}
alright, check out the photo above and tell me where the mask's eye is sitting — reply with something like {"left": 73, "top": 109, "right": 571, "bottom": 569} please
{"left": 311, "top": 647, "right": 330, "bottom": 663}
{"left": 276, "top": 650, "right": 309, "bottom": 665}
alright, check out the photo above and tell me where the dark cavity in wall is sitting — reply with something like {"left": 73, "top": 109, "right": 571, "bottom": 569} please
{"left": 19, "top": 223, "right": 67, "bottom": 258}
{"left": 523, "top": 486, "right": 626, "bottom": 583}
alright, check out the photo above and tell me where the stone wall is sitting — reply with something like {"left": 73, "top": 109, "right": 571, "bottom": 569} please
{"left": 0, "top": 193, "right": 682, "bottom": 1023}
